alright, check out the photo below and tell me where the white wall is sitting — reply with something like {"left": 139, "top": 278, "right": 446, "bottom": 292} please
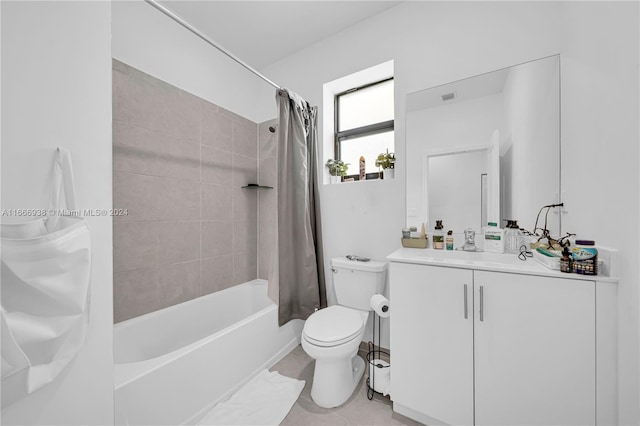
{"left": 560, "top": 2, "right": 639, "bottom": 423}
{"left": 261, "top": 1, "right": 639, "bottom": 423}
{"left": 112, "top": 0, "right": 275, "bottom": 123}
{"left": 1, "top": 1, "right": 113, "bottom": 424}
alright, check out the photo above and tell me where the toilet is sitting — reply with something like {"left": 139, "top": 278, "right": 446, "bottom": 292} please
{"left": 301, "top": 256, "right": 387, "bottom": 408}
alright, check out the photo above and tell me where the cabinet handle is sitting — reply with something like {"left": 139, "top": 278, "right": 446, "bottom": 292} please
{"left": 464, "top": 284, "right": 468, "bottom": 319}
{"left": 479, "top": 285, "right": 484, "bottom": 322}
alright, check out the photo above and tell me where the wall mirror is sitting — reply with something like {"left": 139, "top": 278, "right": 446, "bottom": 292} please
{"left": 405, "top": 55, "right": 560, "bottom": 236}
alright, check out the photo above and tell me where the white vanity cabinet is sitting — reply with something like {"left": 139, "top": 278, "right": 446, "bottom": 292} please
{"left": 391, "top": 263, "right": 474, "bottom": 425}
{"left": 473, "top": 270, "right": 595, "bottom": 426}
{"left": 390, "top": 261, "right": 601, "bottom": 426}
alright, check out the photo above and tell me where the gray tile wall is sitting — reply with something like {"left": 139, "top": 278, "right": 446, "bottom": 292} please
{"left": 258, "top": 119, "right": 277, "bottom": 280}
{"left": 112, "top": 59, "right": 258, "bottom": 323}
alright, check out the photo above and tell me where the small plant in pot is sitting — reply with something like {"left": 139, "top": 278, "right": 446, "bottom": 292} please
{"left": 375, "top": 149, "right": 396, "bottom": 179}
{"left": 326, "top": 159, "right": 349, "bottom": 183}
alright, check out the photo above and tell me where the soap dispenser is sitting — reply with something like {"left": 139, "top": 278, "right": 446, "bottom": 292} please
{"left": 433, "top": 220, "right": 444, "bottom": 250}
{"left": 505, "top": 220, "right": 523, "bottom": 254}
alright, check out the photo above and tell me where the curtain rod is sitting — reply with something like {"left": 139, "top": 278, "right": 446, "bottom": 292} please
{"left": 144, "top": 0, "right": 281, "bottom": 91}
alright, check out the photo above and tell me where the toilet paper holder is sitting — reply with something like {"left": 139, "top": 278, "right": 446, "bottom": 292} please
{"left": 366, "top": 306, "right": 390, "bottom": 400}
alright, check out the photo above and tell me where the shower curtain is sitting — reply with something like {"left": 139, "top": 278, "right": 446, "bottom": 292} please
{"left": 269, "top": 89, "right": 326, "bottom": 326}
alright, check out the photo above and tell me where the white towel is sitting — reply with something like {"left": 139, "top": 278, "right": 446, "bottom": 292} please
{"left": 198, "top": 369, "right": 304, "bottom": 426}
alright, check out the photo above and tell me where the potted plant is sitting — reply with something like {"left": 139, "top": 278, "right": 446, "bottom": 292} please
{"left": 375, "top": 149, "right": 396, "bottom": 179}
{"left": 326, "top": 159, "right": 349, "bottom": 183}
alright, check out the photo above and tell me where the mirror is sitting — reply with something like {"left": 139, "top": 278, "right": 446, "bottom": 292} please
{"left": 406, "top": 55, "right": 560, "bottom": 236}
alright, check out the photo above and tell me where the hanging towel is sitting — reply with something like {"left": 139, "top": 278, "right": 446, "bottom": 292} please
{"left": 1, "top": 148, "right": 91, "bottom": 407}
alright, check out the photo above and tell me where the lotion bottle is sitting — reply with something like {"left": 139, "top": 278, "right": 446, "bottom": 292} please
{"left": 446, "top": 230, "right": 454, "bottom": 250}
{"left": 483, "top": 222, "right": 505, "bottom": 254}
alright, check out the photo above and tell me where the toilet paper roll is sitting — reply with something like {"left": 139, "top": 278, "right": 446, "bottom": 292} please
{"left": 370, "top": 294, "right": 390, "bottom": 318}
{"left": 369, "top": 359, "right": 391, "bottom": 396}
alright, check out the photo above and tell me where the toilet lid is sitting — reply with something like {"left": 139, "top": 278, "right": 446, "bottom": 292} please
{"left": 303, "top": 306, "right": 364, "bottom": 347}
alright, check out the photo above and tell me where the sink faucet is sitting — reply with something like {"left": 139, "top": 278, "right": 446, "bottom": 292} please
{"left": 461, "top": 228, "right": 478, "bottom": 251}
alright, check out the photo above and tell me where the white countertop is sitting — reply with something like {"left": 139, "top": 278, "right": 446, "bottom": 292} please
{"left": 387, "top": 247, "right": 618, "bottom": 283}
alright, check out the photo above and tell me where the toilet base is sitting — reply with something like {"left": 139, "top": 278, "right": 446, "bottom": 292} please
{"left": 310, "top": 354, "right": 365, "bottom": 408}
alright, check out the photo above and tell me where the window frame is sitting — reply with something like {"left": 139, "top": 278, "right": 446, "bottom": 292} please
{"left": 334, "top": 77, "right": 395, "bottom": 181}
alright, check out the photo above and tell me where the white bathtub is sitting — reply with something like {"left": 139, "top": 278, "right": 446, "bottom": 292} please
{"left": 114, "top": 279, "right": 303, "bottom": 425}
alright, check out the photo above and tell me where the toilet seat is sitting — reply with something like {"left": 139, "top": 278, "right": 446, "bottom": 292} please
{"left": 303, "top": 306, "right": 365, "bottom": 347}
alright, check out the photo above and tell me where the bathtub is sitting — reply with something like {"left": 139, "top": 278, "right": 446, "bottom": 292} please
{"left": 114, "top": 279, "right": 303, "bottom": 425}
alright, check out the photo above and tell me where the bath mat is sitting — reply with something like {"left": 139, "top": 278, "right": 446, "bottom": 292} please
{"left": 198, "top": 369, "right": 304, "bottom": 425}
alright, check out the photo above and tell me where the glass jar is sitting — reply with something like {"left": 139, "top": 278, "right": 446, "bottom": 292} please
{"left": 572, "top": 240, "right": 598, "bottom": 275}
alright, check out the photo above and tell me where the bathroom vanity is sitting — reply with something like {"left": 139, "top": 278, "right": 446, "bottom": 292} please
{"left": 387, "top": 248, "right": 618, "bottom": 426}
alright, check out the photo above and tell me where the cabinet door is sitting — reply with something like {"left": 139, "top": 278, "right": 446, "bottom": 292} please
{"left": 390, "top": 263, "right": 474, "bottom": 425}
{"left": 474, "top": 271, "right": 595, "bottom": 426}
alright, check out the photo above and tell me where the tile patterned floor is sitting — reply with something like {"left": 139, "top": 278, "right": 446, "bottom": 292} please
{"left": 270, "top": 345, "right": 424, "bottom": 426}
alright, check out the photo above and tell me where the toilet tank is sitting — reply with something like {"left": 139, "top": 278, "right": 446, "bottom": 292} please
{"left": 331, "top": 257, "right": 387, "bottom": 311}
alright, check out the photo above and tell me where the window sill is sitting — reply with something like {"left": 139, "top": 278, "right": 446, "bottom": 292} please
{"left": 325, "top": 171, "right": 395, "bottom": 186}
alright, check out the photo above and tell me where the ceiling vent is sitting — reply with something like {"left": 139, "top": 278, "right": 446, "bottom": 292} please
{"left": 441, "top": 92, "right": 456, "bottom": 102}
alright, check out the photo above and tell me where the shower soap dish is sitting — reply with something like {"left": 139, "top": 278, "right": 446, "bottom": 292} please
{"left": 241, "top": 183, "right": 273, "bottom": 190}
{"left": 401, "top": 238, "right": 428, "bottom": 249}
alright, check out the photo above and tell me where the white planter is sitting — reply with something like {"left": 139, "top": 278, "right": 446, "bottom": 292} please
{"left": 384, "top": 169, "right": 395, "bottom": 179}
{"left": 330, "top": 175, "right": 341, "bottom": 184}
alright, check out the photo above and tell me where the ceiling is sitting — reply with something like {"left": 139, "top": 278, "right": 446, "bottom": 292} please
{"left": 161, "top": 1, "right": 402, "bottom": 69}
{"left": 406, "top": 68, "right": 510, "bottom": 112}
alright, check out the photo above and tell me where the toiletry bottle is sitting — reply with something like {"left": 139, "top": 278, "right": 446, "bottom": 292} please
{"left": 505, "top": 220, "right": 522, "bottom": 254}
{"left": 433, "top": 220, "right": 444, "bottom": 250}
{"left": 446, "top": 230, "right": 454, "bottom": 250}
{"left": 402, "top": 228, "right": 410, "bottom": 239}
{"left": 420, "top": 223, "right": 426, "bottom": 240}
{"left": 560, "top": 247, "right": 573, "bottom": 273}
{"left": 483, "top": 222, "right": 505, "bottom": 254}
{"left": 409, "top": 226, "right": 418, "bottom": 238}
{"left": 518, "top": 227, "right": 528, "bottom": 251}
{"left": 359, "top": 156, "right": 365, "bottom": 181}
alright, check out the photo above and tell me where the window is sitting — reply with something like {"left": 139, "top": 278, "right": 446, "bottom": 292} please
{"left": 335, "top": 78, "right": 394, "bottom": 181}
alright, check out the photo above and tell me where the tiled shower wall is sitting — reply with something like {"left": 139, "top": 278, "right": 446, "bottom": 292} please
{"left": 112, "top": 60, "right": 258, "bottom": 323}
{"left": 257, "top": 119, "right": 277, "bottom": 280}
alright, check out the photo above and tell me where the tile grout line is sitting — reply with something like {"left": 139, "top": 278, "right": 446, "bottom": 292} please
{"left": 231, "top": 113, "right": 237, "bottom": 286}
{"left": 256, "top": 122, "right": 261, "bottom": 280}
{"left": 199, "top": 100, "right": 204, "bottom": 297}
{"left": 113, "top": 124, "right": 258, "bottom": 160}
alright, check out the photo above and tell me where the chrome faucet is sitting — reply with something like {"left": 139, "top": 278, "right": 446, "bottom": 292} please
{"left": 461, "top": 228, "right": 478, "bottom": 251}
